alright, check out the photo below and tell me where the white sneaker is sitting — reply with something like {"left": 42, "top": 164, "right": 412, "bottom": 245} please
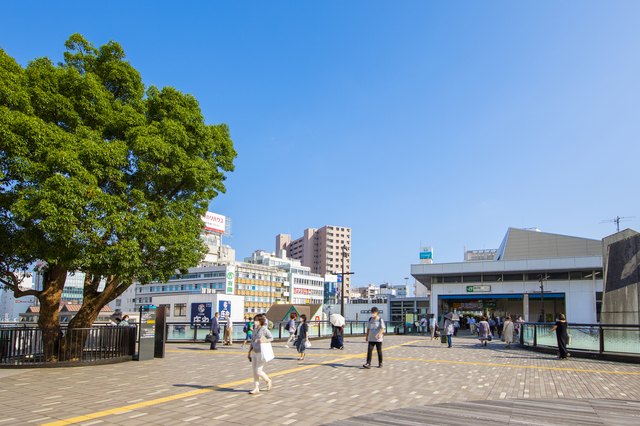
{"left": 284, "top": 345, "right": 289, "bottom": 348}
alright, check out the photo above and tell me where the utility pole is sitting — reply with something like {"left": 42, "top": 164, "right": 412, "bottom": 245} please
{"left": 331, "top": 245, "right": 353, "bottom": 316}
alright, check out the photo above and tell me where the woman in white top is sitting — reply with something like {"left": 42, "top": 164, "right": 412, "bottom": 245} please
{"left": 502, "top": 316, "right": 515, "bottom": 348}
{"left": 247, "top": 314, "right": 274, "bottom": 394}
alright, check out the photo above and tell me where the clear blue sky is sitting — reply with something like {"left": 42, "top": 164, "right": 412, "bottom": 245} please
{"left": 3, "top": 2, "right": 639, "bottom": 293}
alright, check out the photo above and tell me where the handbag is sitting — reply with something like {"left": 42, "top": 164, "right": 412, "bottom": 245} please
{"left": 205, "top": 334, "right": 214, "bottom": 343}
{"left": 441, "top": 334, "right": 447, "bottom": 344}
{"left": 488, "top": 334, "right": 493, "bottom": 342}
{"left": 260, "top": 342, "right": 275, "bottom": 362}
{"left": 304, "top": 340, "right": 311, "bottom": 348}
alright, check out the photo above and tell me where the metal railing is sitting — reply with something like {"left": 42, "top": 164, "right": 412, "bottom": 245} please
{"left": 164, "top": 320, "right": 409, "bottom": 343}
{"left": 0, "top": 325, "right": 137, "bottom": 367}
{"left": 520, "top": 322, "right": 640, "bottom": 356}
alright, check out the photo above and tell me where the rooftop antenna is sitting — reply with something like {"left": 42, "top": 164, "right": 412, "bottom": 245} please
{"left": 600, "top": 216, "right": 635, "bottom": 233}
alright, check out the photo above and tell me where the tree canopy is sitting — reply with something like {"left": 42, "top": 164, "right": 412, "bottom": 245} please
{"left": 0, "top": 34, "right": 236, "bottom": 331}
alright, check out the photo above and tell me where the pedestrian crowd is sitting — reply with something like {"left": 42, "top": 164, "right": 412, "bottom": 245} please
{"left": 206, "top": 308, "right": 570, "bottom": 395}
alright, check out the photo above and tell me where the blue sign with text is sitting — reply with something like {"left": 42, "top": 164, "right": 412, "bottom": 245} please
{"left": 218, "top": 300, "right": 231, "bottom": 319}
{"left": 191, "top": 302, "right": 212, "bottom": 329}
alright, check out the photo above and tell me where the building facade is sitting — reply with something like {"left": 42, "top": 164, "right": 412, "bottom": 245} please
{"left": 0, "top": 276, "right": 36, "bottom": 322}
{"left": 412, "top": 228, "right": 604, "bottom": 324}
{"left": 276, "top": 225, "right": 352, "bottom": 299}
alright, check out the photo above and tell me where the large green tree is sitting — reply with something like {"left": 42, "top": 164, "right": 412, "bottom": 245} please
{"left": 0, "top": 34, "right": 236, "bottom": 360}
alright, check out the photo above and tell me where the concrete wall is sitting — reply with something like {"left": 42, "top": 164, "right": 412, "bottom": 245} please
{"left": 601, "top": 230, "right": 640, "bottom": 325}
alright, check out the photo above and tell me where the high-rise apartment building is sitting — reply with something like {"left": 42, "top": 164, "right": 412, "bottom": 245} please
{"left": 276, "top": 225, "right": 352, "bottom": 300}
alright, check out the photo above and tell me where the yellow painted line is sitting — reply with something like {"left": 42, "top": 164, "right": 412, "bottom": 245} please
{"left": 384, "top": 357, "right": 640, "bottom": 376}
{"left": 40, "top": 340, "right": 421, "bottom": 426}
{"left": 166, "top": 350, "right": 347, "bottom": 357}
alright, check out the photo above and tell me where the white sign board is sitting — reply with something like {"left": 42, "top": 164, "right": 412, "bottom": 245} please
{"left": 225, "top": 266, "right": 235, "bottom": 295}
{"left": 201, "top": 211, "right": 225, "bottom": 233}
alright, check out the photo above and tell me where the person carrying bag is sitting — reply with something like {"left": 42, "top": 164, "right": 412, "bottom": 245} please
{"left": 294, "top": 314, "right": 310, "bottom": 361}
{"left": 247, "top": 314, "right": 273, "bottom": 394}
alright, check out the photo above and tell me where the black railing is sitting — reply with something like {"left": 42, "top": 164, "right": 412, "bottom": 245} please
{"left": 520, "top": 322, "right": 640, "bottom": 357}
{"left": 0, "top": 325, "right": 137, "bottom": 367}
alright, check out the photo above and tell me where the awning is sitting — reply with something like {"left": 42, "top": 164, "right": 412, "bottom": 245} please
{"left": 438, "top": 293, "right": 565, "bottom": 300}
{"left": 438, "top": 294, "right": 522, "bottom": 300}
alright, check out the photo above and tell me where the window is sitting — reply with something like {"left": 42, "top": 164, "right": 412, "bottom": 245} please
{"left": 547, "top": 272, "right": 569, "bottom": 280}
{"left": 174, "top": 303, "right": 187, "bottom": 317}
{"left": 443, "top": 276, "right": 462, "bottom": 283}
{"left": 482, "top": 275, "right": 502, "bottom": 282}
{"left": 503, "top": 274, "right": 523, "bottom": 281}
{"left": 463, "top": 275, "right": 481, "bottom": 283}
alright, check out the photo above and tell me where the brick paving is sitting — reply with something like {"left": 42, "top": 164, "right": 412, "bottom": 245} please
{"left": 0, "top": 334, "right": 639, "bottom": 425}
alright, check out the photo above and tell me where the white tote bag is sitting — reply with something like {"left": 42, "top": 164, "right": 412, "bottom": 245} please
{"left": 260, "top": 342, "right": 275, "bottom": 363}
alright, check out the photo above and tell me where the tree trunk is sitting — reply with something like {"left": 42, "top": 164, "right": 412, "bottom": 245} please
{"left": 61, "top": 275, "right": 131, "bottom": 361}
{"left": 35, "top": 264, "right": 67, "bottom": 362}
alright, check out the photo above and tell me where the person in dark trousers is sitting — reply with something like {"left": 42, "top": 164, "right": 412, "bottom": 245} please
{"left": 549, "top": 313, "right": 570, "bottom": 359}
{"left": 209, "top": 312, "right": 220, "bottom": 350}
{"left": 294, "top": 314, "right": 309, "bottom": 360}
{"left": 330, "top": 325, "right": 344, "bottom": 349}
{"left": 363, "top": 307, "right": 385, "bottom": 369}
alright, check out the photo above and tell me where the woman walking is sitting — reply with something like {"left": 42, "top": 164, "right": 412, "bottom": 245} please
{"left": 549, "top": 313, "right": 569, "bottom": 359}
{"left": 330, "top": 325, "right": 344, "bottom": 350}
{"left": 502, "top": 316, "right": 515, "bottom": 348}
{"left": 294, "top": 314, "right": 309, "bottom": 360}
{"left": 478, "top": 316, "right": 490, "bottom": 346}
{"left": 247, "top": 314, "right": 273, "bottom": 394}
{"left": 363, "top": 307, "right": 385, "bottom": 369}
{"left": 241, "top": 315, "right": 253, "bottom": 350}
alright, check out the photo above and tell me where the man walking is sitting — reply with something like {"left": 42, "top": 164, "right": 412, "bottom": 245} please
{"left": 210, "top": 312, "right": 220, "bottom": 350}
{"left": 419, "top": 316, "right": 428, "bottom": 335}
{"left": 468, "top": 316, "right": 476, "bottom": 335}
{"left": 363, "top": 307, "right": 385, "bottom": 369}
{"left": 284, "top": 313, "right": 297, "bottom": 348}
{"left": 224, "top": 313, "right": 233, "bottom": 346}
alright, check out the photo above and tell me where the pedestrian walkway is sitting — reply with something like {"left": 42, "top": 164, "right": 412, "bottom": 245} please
{"left": 0, "top": 335, "right": 639, "bottom": 425}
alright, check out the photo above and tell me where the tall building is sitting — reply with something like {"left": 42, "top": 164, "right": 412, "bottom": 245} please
{"left": 276, "top": 225, "right": 352, "bottom": 300}
{"left": 0, "top": 275, "right": 36, "bottom": 322}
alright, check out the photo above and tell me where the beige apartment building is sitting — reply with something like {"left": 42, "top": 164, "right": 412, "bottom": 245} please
{"left": 276, "top": 225, "right": 352, "bottom": 300}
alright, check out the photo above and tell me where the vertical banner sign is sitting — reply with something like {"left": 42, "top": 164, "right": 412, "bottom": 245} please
{"left": 191, "top": 302, "right": 212, "bottom": 329}
{"left": 219, "top": 300, "right": 231, "bottom": 319}
{"left": 225, "top": 266, "right": 235, "bottom": 294}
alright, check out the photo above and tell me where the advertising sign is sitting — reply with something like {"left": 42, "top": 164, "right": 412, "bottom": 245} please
{"left": 201, "top": 211, "right": 226, "bottom": 234}
{"left": 420, "top": 247, "right": 433, "bottom": 259}
{"left": 218, "top": 300, "right": 231, "bottom": 319}
{"left": 191, "top": 302, "right": 212, "bottom": 328}
{"left": 225, "top": 266, "right": 235, "bottom": 294}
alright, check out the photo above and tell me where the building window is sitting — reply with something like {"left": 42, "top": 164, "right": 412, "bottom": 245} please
{"left": 174, "top": 303, "right": 187, "bottom": 317}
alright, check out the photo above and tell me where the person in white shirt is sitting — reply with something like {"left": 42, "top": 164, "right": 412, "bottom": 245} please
{"left": 419, "top": 317, "right": 428, "bottom": 335}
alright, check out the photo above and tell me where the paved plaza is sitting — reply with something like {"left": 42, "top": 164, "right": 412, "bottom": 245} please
{"left": 1, "top": 334, "right": 640, "bottom": 425}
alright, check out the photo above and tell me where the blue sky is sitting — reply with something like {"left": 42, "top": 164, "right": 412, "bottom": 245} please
{"left": 3, "top": 2, "right": 639, "bottom": 293}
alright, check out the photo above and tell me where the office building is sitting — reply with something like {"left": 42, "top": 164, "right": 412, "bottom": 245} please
{"left": 276, "top": 225, "right": 352, "bottom": 300}
{"left": 0, "top": 276, "right": 36, "bottom": 322}
{"left": 411, "top": 228, "right": 603, "bottom": 323}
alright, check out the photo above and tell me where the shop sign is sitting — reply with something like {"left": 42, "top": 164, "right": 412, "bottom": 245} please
{"left": 225, "top": 266, "right": 235, "bottom": 294}
{"left": 461, "top": 302, "right": 483, "bottom": 309}
{"left": 466, "top": 285, "right": 491, "bottom": 293}
{"left": 483, "top": 302, "right": 496, "bottom": 308}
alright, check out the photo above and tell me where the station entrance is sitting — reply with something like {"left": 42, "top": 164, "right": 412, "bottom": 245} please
{"left": 438, "top": 293, "right": 565, "bottom": 322}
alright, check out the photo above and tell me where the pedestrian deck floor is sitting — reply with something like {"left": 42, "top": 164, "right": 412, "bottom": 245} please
{"left": 1, "top": 334, "right": 639, "bottom": 425}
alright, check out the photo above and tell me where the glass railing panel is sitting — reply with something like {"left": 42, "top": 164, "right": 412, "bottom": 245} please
{"left": 567, "top": 326, "right": 600, "bottom": 351}
{"left": 603, "top": 327, "right": 640, "bottom": 354}
{"left": 522, "top": 324, "right": 535, "bottom": 345}
{"left": 535, "top": 324, "right": 557, "bottom": 347}
{"left": 166, "top": 324, "right": 190, "bottom": 341}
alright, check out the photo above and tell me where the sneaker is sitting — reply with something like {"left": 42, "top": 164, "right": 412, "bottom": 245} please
{"left": 284, "top": 345, "right": 289, "bottom": 348}
{"left": 241, "top": 345, "right": 245, "bottom": 349}
{"left": 362, "top": 364, "right": 371, "bottom": 369}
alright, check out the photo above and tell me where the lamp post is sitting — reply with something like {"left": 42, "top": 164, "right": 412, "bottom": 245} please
{"left": 538, "top": 274, "right": 545, "bottom": 322}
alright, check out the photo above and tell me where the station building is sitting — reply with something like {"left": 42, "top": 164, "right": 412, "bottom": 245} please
{"left": 411, "top": 228, "right": 603, "bottom": 323}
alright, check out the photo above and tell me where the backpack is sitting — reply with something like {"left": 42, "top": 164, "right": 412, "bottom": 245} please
{"left": 243, "top": 323, "right": 248, "bottom": 333}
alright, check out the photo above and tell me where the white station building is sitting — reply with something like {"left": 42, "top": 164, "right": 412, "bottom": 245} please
{"left": 411, "top": 228, "right": 604, "bottom": 324}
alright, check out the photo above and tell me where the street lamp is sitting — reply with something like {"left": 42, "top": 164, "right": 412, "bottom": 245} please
{"left": 538, "top": 274, "right": 546, "bottom": 322}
